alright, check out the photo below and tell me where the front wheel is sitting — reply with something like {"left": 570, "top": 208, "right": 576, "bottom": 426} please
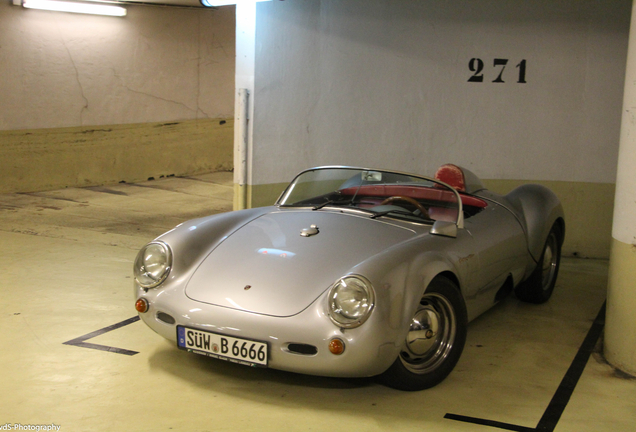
{"left": 378, "top": 276, "right": 467, "bottom": 391}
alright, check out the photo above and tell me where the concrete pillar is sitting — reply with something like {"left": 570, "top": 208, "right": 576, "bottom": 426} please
{"left": 605, "top": 0, "right": 636, "bottom": 377}
{"left": 233, "top": 1, "right": 257, "bottom": 210}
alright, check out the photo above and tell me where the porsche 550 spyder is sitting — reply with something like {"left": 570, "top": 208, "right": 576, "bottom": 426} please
{"left": 133, "top": 164, "right": 564, "bottom": 391}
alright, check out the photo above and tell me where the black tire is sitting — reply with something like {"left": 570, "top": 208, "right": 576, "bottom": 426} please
{"left": 378, "top": 276, "right": 467, "bottom": 391}
{"left": 515, "top": 222, "right": 562, "bottom": 304}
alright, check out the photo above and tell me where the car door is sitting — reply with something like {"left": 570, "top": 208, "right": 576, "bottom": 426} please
{"left": 462, "top": 201, "right": 528, "bottom": 316}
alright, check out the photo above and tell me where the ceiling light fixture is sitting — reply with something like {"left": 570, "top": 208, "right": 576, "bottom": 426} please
{"left": 21, "top": 0, "right": 127, "bottom": 16}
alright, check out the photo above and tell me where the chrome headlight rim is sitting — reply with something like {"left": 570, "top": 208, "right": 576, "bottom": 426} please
{"left": 328, "top": 274, "right": 375, "bottom": 329}
{"left": 134, "top": 241, "right": 173, "bottom": 289}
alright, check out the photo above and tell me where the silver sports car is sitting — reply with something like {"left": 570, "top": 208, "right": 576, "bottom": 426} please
{"left": 134, "top": 164, "right": 564, "bottom": 391}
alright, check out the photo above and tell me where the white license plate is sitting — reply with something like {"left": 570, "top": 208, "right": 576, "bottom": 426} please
{"left": 177, "top": 326, "right": 268, "bottom": 367}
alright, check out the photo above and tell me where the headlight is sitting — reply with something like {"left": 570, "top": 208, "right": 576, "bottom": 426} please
{"left": 134, "top": 241, "right": 172, "bottom": 288}
{"left": 328, "top": 275, "right": 375, "bottom": 328}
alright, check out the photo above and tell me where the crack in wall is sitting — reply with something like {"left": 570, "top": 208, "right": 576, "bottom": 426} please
{"left": 198, "top": 107, "right": 213, "bottom": 118}
{"left": 9, "top": 11, "right": 234, "bottom": 129}
{"left": 112, "top": 70, "right": 198, "bottom": 114}
{"left": 124, "top": 86, "right": 198, "bottom": 114}
{"left": 56, "top": 24, "right": 89, "bottom": 125}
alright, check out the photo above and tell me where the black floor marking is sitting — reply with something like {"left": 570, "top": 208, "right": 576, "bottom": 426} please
{"left": 63, "top": 316, "right": 140, "bottom": 356}
{"left": 445, "top": 302, "right": 606, "bottom": 432}
{"left": 444, "top": 414, "right": 535, "bottom": 432}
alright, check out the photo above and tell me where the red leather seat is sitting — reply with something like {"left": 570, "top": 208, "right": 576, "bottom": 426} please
{"left": 434, "top": 164, "right": 466, "bottom": 192}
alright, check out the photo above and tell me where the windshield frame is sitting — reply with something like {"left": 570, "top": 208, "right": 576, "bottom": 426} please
{"left": 276, "top": 166, "right": 465, "bottom": 228}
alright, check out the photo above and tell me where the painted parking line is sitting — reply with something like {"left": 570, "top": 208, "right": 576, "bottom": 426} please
{"left": 64, "top": 302, "right": 607, "bottom": 431}
{"left": 445, "top": 302, "right": 606, "bottom": 432}
{"left": 444, "top": 414, "right": 534, "bottom": 432}
{"left": 63, "top": 316, "right": 140, "bottom": 356}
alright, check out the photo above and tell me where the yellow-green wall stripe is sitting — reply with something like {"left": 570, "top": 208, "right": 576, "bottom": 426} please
{"left": 1, "top": 118, "right": 233, "bottom": 194}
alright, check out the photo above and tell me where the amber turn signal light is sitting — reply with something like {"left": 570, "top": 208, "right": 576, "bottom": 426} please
{"left": 328, "top": 338, "right": 345, "bottom": 355}
{"left": 135, "top": 298, "right": 149, "bottom": 313}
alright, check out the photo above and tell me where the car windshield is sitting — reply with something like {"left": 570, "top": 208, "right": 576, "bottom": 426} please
{"left": 277, "top": 167, "right": 466, "bottom": 224}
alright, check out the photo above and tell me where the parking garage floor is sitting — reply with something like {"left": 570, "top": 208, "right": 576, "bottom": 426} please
{"left": 1, "top": 171, "right": 634, "bottom": 432}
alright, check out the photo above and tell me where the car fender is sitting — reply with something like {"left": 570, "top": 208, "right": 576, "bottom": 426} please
{"left": 156, "top": 206, "right": 273, "bottom": 275}
{"left": 348, "top": 236, "right": 462, "bottom": 346}
{"left": 505, "top": 184, "right": 565, "bottom": 263}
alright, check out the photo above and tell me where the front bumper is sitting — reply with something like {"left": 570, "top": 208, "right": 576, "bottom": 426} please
{"left": 135, "top": 284, "right": 402, "bottom": 378}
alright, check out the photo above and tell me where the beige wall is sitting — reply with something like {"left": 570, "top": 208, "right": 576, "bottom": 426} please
{"left": 0, "top": 4, "right": 235, "bottom": 131}
{"left": 0, "top": 3, "right": 235, "bottom": 194}
{"left": 1, "top": 118, "right": 233, "bottom": 194}
{"left": 245, "top": 179, "right": 614, "bottom": 259}
{"left": 240, "top": 0, "right": 628, "bottom": 261}
{"left": 251, "top": 1, "right": 628, "bottom": 187}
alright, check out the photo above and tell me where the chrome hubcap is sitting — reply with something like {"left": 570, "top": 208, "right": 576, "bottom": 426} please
{"left": 541, "top": 233, "right": 558, "bottom": 291}
{"left": 406, "top": 308, "right": 440, "bottom": 356}
{"left": 400, "top": 293, "right": 456, "bottom": 374}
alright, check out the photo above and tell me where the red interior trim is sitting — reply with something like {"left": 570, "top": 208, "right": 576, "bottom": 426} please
{"left": 339, "top": 184, "right": 487, "bottom": 208}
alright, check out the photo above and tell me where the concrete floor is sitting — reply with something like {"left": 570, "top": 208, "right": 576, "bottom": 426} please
{"left": 0, "top": 171, "right": 634, "bottom": 432}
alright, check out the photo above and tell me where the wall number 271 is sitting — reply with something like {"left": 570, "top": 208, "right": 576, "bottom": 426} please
{"left": 468, "top": 58, "right": 527, "bottom": 84}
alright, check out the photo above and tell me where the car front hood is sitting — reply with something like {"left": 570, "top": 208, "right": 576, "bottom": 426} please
{"left": 184, "top": 210, "right": 416, "bottom": 317}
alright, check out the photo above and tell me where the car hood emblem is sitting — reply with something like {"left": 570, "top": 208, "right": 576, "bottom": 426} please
{"left": 300, "top": 224, "right": 319, "bottom": 237}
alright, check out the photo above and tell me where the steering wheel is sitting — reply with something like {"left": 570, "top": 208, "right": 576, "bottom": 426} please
{"left": 380, "top": 196, "right": 430, "bottom": 219}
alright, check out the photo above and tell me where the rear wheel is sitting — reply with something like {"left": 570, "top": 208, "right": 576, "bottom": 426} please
{"left": 378, "top": 276, "right": 467, "bottom": 391}
{"left": 515, "top": 223, "right": 562, "bottom": 304}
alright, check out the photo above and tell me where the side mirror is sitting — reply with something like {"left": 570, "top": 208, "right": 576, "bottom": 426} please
{"left": 430, "top": 220, "right": 457, "bottom": 238}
